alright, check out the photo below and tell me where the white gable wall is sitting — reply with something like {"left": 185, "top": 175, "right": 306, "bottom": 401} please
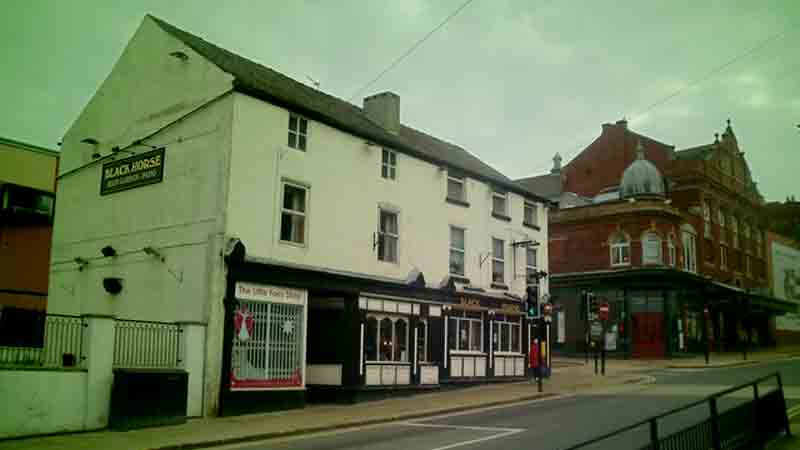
{"left": 59, "top": 16, "right": 234, "bottom": 174}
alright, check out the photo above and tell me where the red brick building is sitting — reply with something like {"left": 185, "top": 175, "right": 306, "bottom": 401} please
{"left": 518, "top": 120, "right": 797, "bottom": 358}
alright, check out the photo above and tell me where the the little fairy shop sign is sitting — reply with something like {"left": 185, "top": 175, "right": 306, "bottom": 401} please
{"left": 100, "top": 148, "right": 165, "bottom": 195}
{"left": 235, "top": 282, "right": 306, "bottom": 305}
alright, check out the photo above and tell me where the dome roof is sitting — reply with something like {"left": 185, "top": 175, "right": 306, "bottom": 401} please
{"left": 620, "top": 141, "right": 665, "bottom": 198}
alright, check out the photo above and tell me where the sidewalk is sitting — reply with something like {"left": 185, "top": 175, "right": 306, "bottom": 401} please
{"left": 664, "top": 346, "right": 800, "bottom": 369}
{"left": 0, "top": 363, "right": 651, "bottom": 450}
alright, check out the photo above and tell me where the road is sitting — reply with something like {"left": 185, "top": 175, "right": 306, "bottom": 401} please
{"left": 224, "top": 359, "right": 800, "bottom": 450}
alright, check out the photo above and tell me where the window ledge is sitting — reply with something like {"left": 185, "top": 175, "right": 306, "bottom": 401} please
{"left": 493, "top": 352, "right": 524, "bottom": 356}
{"left": 446, "top": 197, "right": 470, "bottom": 208}
{"left": 450, "top": 275, "right": 471, "bottom": 284}
{"left": 491, "top": 212, "right": 511, "bottom": 222}
{"left": 491, "top": 283, "right": 509, "bottom": 291}
{"left": 523, "top": 222, "right": 540, "bottom": 231}
{"left": 449, "top": 351, "right": 487, "bottom": 356}
{"left": 365, "top": 361, "right": 411, "bottom": 365}
{"left": 279, "top": 239, "right": 307, "bottom": 248}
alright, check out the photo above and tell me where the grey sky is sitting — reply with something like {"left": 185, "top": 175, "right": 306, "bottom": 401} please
{"left": 2, "top": 0, "right": 798, "bottom": 201}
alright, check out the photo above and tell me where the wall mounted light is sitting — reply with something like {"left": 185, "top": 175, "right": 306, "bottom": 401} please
{"left": 169, "top": 51, "right": 189, "bottom": 61}
{"left": 101, "top": 245, "right": 117, "bottom": 257}
{"left": 80, "top": 138, "right": 99, "bottom": 145}
{"left": 103, "top": 277, "right": 123, "bottom": 295}
{"left": 143, "top": 246, "right": 165, "bottom": 262}
{"left": 74, "top": 257, "right": 89, "bottom": 271}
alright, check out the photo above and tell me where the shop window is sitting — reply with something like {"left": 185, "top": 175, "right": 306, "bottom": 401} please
{"left": 365, "top": 317, "right": 378, "bottom": 361}
{"left": 379, "top": 318, "right": 393, "bottom": 361}
{"left": 642, "top": 232, "right": 662, "bottom": 265}
{"left": 417, "top": 320, "right": 428, "bottom": 362}
{"left": 492, "top": 238, "right": 505, "bottom": 285}
{"left": 230, "top": 300, "right": 305, "bottom": 389}
{"left": 366, "top": 314, "right": 409, "bottom": 363}
{"left": 377, "top": 209, "right": 398, "bottom": 263}
{"left": 449, "top": 226, "right": 466, "bottom": 276}
{"left": 381, "top": 149, "right": 397, "bottom": 180}
{"left": 524, "top": 201, "right": 538, "bottom": 227}
{"left": 447, "top": 172, "right": 466, "bottom": 203}
{"left": 448, "top": 311, "right": 483, "bottom": 352}
{"left": 287, "top": 114, "right": 308, "bottom": 151}
{"left": 610, "top": 233, "right": 630, "bottom": 266}
{"left": 492, "top": 189, "right": 508, "bottom": 217}
{"left": 280, "top": 183, "right": 307, "bottom": 244}
{"left": 492, "top": 316, "right": 522, "bottom": 353}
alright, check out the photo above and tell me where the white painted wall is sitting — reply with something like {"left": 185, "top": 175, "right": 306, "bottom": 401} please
{"left": 48, "top": 92, "right": 232, "bottom": 322}
{"left": 226, "top": 93, "right": 549, "bottom": 298}
{"left": 0, "top": 369, "right": 88, "bottom": 438}
{"left": 59, "top": 16, "right": 234, "bottom": 174}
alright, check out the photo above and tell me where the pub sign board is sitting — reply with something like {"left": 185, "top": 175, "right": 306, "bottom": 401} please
{"left": 100, "top": 148, "right": 165, "bottom": 195}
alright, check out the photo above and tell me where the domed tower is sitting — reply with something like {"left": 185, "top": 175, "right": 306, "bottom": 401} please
{"left": 620, "top": 140, "right": 665, "bottom": 199}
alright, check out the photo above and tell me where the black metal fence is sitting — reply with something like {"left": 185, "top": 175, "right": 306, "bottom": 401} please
{"left": 113, "top": 319, "right": 181, "bottom": 368}
{"left": 563, "top": 372, "right": 792, "bottom": 450}
{"left": 0, "top": 313, "right": 87, "bottom": 367}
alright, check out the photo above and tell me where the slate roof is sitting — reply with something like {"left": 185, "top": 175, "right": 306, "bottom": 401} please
{"left": 674, "top": 144, "right": 714, "bottom": 161}
{"left": 514, "top": 173, "right": 562, "bottom": 201}
{"left": 149, "top": 15, "right": 550, "bottom": 204}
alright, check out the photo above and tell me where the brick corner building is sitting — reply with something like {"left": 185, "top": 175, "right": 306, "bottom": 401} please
{"left": 517, "top": 119, "right": 797, "bottom": 358}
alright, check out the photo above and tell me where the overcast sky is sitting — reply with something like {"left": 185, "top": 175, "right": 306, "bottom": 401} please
{"left": 2, "top": 0, "right": 798, "bottom": 201}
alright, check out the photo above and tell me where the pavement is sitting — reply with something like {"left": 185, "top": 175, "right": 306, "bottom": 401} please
{"left": 1, "top": 348, "right": 798, "bottom": 450}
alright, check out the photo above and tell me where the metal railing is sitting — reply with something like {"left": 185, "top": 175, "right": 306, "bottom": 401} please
{"left": 563, "top": 372, "right": 792, "bottom": 450}
{"left": 113, "top": 319, "right": 181, "bottom": 369}
{"left": 0, "top": 314, "right": 87, "bottom": 367}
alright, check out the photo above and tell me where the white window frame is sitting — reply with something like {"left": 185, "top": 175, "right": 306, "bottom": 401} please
{"left": 287, "top": 113, "right": 308, "bottom": 151}
{"left": 719, "top": 209, "right": 727, "bottom": 243}
{"left": 682, "top": 228, "right": 697, "bottom": 273}
{"left": 703, "top": 201, "right": 711, "bottom": 238}
{"left": 381, "top": 148, "right": 397, "bottom": 180}
{"left": 667, "top": 234, "right": 677, "bottom": 267}
{"left": 610, "top": 233, "right": 631, "bottom": 267}
{"left": 492, "top": 189, "right": 508, "bottom": 216}
{"left": 524, "top": 201, "right": 538, "bottom": 227}
{"left": 492, "top": 316, "right": 522, "bottom": 354}
{"left": 377, "top": 208, "right": 399, "bottom": 263}
{"left": 492, "top": 238, "right": 505, "bottom": 285}
{"left": 366, "top": 313, "right": 409, "bottom": 363}
{"left": 449, "top": 226, "right": 466, "bottom": 277}
{"left": 447, "top": 173, "right": 466, "bottom": 203}
{"left": 526, "top": 247, "right": 538, "bottom": 285}
{"left": 448, "top": 312, "right": 484, "bottom": 353}
{"left": 731, "top": 215, "right": 739, "bottom": 249}
{"left": 721, "top": 245, "right": 728, "bottom": 271}
{"left": 642, "top": 232, "right": 662, "bottom": 265}
{"left": 279, "top": 182, "right": 308, "bottom": 246}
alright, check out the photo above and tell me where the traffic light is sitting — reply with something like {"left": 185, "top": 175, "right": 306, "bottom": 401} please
{"left": 526, "top": 285, "right": 539, "bottom": 317}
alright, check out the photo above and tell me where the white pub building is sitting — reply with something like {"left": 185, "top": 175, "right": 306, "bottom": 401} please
{"left": 47, "top": 15, "right": 552, "bottom": 417}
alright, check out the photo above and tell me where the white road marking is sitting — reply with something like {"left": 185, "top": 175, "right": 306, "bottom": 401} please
{"left": 400, "top": 422, "right": 525, "bottom": 450}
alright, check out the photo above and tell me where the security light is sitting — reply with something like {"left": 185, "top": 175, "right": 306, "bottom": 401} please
{"left": 101, "top": 245, "right": 117, "bottom": 257}
{"left": 169, "top": 51, "right": 189, "bottom": 61}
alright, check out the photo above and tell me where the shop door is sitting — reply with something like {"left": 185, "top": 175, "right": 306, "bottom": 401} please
{"left": 632, "top": 312, "right": 665, "bottom": 358}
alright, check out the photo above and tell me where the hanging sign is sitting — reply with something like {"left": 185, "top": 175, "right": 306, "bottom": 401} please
{"left": 100, "top": 148, "right": 165, "bottom": 195}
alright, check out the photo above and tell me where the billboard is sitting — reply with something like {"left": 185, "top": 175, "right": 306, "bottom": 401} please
{"left": 772, "top": 240, "right": 800, "bottom": 331}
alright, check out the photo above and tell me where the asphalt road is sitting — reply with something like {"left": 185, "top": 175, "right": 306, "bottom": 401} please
{"left": 226, "top": 359, "right": 800, "bottom": 450}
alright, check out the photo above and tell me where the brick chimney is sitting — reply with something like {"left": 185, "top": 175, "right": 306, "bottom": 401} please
{"left": 364, "top": 92, "right": 400, "bottom": 134}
